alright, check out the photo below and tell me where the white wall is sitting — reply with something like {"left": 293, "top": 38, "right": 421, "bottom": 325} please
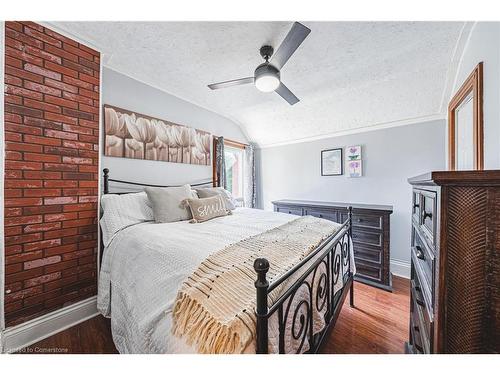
{"left": 102, "top": 67, "right": 247, "bottom": 188}
{"left": 256, "top": 120, "right": 446, "bottom": 268}
{"left": 450, "top": 22, "right": 500, "bottom": 169}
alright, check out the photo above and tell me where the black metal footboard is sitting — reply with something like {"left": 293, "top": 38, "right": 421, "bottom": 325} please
{"left": 253, "top": 207, "right": 354, "bottom": 354}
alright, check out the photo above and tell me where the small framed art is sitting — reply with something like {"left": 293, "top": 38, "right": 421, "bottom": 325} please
{"left": 346, "top": 145, "right": 362, "bottom": 161}
{"left": 347, "top": 160, "right": 362, "bottom": 178}
{"left": 321, "top": 148, "right": 343, "bottom": 176}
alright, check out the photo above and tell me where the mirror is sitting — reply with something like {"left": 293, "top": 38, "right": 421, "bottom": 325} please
{"left": 448, "top": 62, "right": 483, "bottom": 171}
{"left": 454, "top": 92, "right": 474, "bottom": 170}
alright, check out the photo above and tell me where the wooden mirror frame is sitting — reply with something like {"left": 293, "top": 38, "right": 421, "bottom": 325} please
{"left": 448, "top": 62, "right": 484, "bottom": 170}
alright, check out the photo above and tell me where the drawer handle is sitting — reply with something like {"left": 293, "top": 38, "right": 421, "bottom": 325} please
{"left": 414, "top": 286, "right": 425, "bottom": 307}
{"left": 356, "top": 218, "right": 363, "bottom": 223}
{"left": 413, "top": 203, "right": 420, "bottom": 209}
{"left": 422, "top": 210, "right": 432, "bottom": 221}
{"left": 415, "top": 246, "right": 425, "bottom": 261}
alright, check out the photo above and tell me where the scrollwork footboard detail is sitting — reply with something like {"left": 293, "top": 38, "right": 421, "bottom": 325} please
{"left": 254, "top": 206, "right": 355, "bottom": 354}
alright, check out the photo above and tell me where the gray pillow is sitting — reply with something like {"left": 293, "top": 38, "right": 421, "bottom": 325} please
{"left": 195, "top": 187, "right": 236, "bottom": 210}
{"left": 145, "top": 185, "right": 196, "bottom": 223}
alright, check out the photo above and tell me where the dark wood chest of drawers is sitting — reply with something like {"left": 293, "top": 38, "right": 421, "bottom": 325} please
{"left": 406, "top": 171, "right": 500, "bottom": 354}
{"left": 272, "top": 200, "right": 393, "bottom": 291}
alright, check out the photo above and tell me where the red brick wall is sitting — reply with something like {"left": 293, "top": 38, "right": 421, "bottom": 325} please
{"left": 3, "top": 22, "right": 100, "bottom": 327}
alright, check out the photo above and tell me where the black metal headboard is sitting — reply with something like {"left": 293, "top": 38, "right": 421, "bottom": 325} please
{"left": 102, "top": 168, "right": 216, "bottom": 194}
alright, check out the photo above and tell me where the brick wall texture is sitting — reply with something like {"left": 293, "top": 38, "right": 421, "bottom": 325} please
{"left": 3, "top": 21, "right": 100, "bottom": 327}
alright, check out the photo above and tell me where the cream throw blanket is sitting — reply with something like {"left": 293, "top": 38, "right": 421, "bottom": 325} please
{"left": 172, "top": 216, "right": 342, "bottom": 354}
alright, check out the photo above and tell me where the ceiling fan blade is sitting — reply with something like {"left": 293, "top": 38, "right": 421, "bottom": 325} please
{"left": 207, "top": 77, "right": 254, "bottom": 90}
{"left": 275, "top": 82, "right": 299, "bottom": 105}
{"left": 271, "top": 22, "right": 311, "bottom": 70}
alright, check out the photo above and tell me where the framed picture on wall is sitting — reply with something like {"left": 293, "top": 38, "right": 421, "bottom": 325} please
{"left": 103, "top": 105, "right": 212, "bottom": 166}
{"left": 346, "top": 145, "right": 362, "bottom": 161}
{"left": 321, "top": 148, "right": 343, "bottom": 176}
{"left": 347, "top": 160, "right": 362, "bottom": 178}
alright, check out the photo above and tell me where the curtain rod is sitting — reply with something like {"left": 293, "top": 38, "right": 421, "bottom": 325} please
{"left": 213, "top": 135, "right": 248, "bottom": 149}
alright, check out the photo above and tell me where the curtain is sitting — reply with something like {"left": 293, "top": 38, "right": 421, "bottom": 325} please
{"left": 243, "top": 143, "right": 256, "bottom": 208}
{"left": 215, "top": 136, "right": 226, "bottom": 189}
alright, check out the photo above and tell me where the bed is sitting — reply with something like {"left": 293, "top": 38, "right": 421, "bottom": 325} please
{"left": 98, "top": 168, "right": 355, "bottom": 354}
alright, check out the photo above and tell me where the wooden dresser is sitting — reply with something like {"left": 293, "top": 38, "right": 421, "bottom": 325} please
{"left": 406, "top": 171, "right": 500, "bottom": 354}
{"left": 272, "top": 200, "right": 393, "bottom": 291}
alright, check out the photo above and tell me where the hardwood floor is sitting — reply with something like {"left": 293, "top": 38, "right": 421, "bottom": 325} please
{"left": 18, "top": 276, "right": 409, "bottom": 354}
{"left": 320, "top": 276, "right": 410, "bottom": 354}
{"left": 17, "top": 313, "right": 118, "bottom": 354}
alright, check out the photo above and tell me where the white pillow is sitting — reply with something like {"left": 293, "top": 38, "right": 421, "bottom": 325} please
{"left": 100, "top": 192, "right": 154, "bottom": 246}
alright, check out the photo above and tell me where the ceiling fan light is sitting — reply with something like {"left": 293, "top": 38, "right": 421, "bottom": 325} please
{"left": 255, "top": 75, "right": 280, "bottom": 92}
{"left": 254, "top": 63, "right": 280, "bottom": 93}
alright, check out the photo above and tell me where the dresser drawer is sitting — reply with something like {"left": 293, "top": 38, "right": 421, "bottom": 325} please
{"left": 411, "top": 227, "right": 435, "bottom": 299}
{"left": 353, "top": 258, "right": 382, "bottom": 282}
{"left": 411, "top": 274, "right": 433, "bottom": 351}
{"left": 412, "top": 190, "right": 421, "bottom": 223}
{"left": 304, "top": 208, "right": 340, "bottom": 223}
{"left": 410, "top": 299, "right": 430, "bottom": 354}
{"left": 351, "top": 229, "right": 382, "bottom": 247}
{"left": 410, "top": 318, "right": 425, "bottom": 354}
{"left": 275, "top": 206, "right": 303, "bottom": 216}
{"left": 340, "top": 212, "right": 384, "bottom": 230}
{"left": 419, "top": 190, "right": 436, "bottom": 249}
{"left": 411, "top": 263, "right": 433, "bottom": 318}
{"left": 353, "top": 243, "right": 382, "bottom": 263}
{"left": 352, "top": 213, "right": 383, "bottom": 230}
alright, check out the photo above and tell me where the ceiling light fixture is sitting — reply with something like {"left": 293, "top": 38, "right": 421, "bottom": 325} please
{"left": 254, "top": 63, "right": 280, "bottom": 92}
{"left": 207, "top": 22, "right": 310, "bottom": 105}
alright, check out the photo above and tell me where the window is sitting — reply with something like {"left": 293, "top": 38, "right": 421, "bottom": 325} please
{"left": 224, "top": 146, "right": 244, "bottom": 200}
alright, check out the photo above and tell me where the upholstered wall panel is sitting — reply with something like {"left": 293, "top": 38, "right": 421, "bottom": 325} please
{"left": 3, "top": 22, "right": 100, "bottom": 326}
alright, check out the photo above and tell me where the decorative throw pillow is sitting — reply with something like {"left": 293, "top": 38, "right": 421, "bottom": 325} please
{"left": 145, "top": 185, "right": 196, "bottom": 223}
{"left": 184, "top": 195, "right": 232, "bottom": 223}
{"left": 195, "top": 187, "right": 237, "bottom": 210}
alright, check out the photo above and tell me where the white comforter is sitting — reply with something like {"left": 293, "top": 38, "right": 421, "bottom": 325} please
{"left": 98, "top": 208, "right": 353, "bottom": 353}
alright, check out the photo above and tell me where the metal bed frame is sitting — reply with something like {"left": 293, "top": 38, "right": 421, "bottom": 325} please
{"left": 102, "top": 168, "right": 354, "bottom": 354}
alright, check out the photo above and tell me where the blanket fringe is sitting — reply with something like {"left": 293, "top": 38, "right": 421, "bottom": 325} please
{"left": 172, "top": 292, "right": 246, "bottom": 354}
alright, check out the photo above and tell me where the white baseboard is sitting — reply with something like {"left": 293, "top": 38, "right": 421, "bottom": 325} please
{"left": 391, "top": 259, "right": 411, "bottom": 279}
{"left": 2, "top": 296, "right": 98, "bottom": 353}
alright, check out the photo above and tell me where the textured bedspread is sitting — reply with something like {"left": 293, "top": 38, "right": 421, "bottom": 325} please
{"left": 98, "top": 208, "right": 354, "bottom": 353}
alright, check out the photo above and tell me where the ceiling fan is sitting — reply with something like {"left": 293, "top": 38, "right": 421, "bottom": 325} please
{"left": 207, "top": 22, "right": 311, "bottom": 105}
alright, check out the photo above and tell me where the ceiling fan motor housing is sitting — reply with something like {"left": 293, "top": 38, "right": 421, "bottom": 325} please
{"left": 260, "top": 45, "right": 274, "bottom": 61}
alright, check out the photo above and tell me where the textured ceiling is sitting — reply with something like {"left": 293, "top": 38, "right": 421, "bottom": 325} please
{"left": 52, "top": 22, "right": 465, "bottom": 147}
